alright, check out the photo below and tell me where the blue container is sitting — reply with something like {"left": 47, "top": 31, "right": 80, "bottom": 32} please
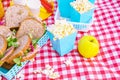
{"left": 57, "top": 0, "right": 75, "bottom": 18}
{"left": 70, "top": 6, "right": 95, "bottom": 23}
{"left": 0, "top": 31, "right": 49, "bottom": 80}
{"left": 48, "top": 31, "right": 77, "bottom": 56}
{"left": 89, "top": 0, "right": 95, "bottom": 4}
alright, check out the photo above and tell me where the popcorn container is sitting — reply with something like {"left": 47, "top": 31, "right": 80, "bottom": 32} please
{"left": 48, "top": 30, "right": 77, "bottom": 56}
{"left": 89, "top": 0, "right": 96, "bottom": 4}
{"left": 57, "top": 0, "right": 75, "bottom": 18}
{"left": 70, "top": 5, "right": 95, "bottom": 23}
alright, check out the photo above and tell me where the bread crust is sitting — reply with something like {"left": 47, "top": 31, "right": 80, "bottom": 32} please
{"left": 6, "top": 35, "right": 31, "bottom": 64}
{"left": 5, "top": 5, "right": 29, "bottom": 28}
{"left": 0, "top": 26, "right": 12, "bottom": 38}
{"left": 16, "top": 18, "right": 45, "bottom": 39}
{"left": 21, "top": 46, "right": 40, "bottom": 62}
{"left": 0, "top": 47, "right": 14, "bottom": 66}
{"left": 0, "top": 35, "right": 7, "bottom": 56}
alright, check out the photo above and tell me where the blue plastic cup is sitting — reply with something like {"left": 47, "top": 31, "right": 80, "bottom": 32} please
{"left": 70, "top": 5, "right": 95, "bottom": 23}
{"left": 57, "top": 0, "right": 75, "bottom": 18}
{"left": 48, "top": 31, "right": 77, "bottom": 56}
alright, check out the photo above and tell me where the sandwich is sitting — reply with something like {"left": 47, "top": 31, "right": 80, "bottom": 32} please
{"left": 0, "top": 35, "right": 7, "bottom": 58}
{"left": 5, "top": 5, "right": 29, "bottom": 29}
{"left": 0, "top": 46, "right": 14, "bottom": 66}
{"left": 6, "top": 35, "right": 31, "bottom": 65}
{"left": 0, "top": 26, "right": 12, "bottom": 38}
{"left": 16, "top": 18, "right": 46, "bottom": 39}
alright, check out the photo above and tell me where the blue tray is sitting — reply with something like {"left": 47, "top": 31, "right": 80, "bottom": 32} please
{"left": 0, "top": 31, "right": 49, "bottom": 80}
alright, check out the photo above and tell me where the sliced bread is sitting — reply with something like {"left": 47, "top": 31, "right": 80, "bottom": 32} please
{"left": 16, "top": 18, "right": 45, "bottom": 39}
{"left": 0, "top": 35, "right": 7, "bottom": 57}
{"left": 0, "top": 26, "right": 12, "bottom": 38}
{"left": 0, "top": 47, "right": 14, "bottom": 66}
{"left": 6, "top": 35, "right": 31, "bottom": 64}
{"left": 5, "top": 5, "right": 29, "bottom": 28}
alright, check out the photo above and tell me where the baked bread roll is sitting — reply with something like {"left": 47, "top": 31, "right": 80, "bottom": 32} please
{"left": 16, "top": 18, "right": 45, "bottom": 39}
{"left": 5, "top": 5, "right": 29, "bottom": 28}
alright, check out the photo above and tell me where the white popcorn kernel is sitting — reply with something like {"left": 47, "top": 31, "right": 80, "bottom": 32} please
{"left": 42, "top": 69, "right": 50, "bottom": 76}
{"left": 16, "top": 73, "right": 24, "bottom": 79}
{"left": 64, "top": 58, "right": 73, "bottom": 66}
{"left": 49, "top": 72, "right": 60, "bottom": 79}
{"left": 71, "top": 0, "right": 94, "bottom": 14}
{"left": 48, "top": 20, "right": 76, "bottom": 40}
{"left": 45, "top": 65, "right": 52, "bottom": 70}
{"left": 33, "top": 69, "right": 42, "bottom": 74}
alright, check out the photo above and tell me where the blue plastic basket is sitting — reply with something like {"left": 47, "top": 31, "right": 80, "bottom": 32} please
{"left": 55, "top": 8, "right": 95, "bottom": 32}
{"left": 0, "top": 31, "right": 49, "bottom": 80}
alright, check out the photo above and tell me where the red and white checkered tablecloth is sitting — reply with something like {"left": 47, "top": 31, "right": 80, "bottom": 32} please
{"left": 1, "top": 0, "right": 120, "bottom": 80}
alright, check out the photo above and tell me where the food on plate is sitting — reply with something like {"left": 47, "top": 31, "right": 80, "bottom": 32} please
{"left": 78, "top": 35, "right": 100, "bottom": 58}
{"left": 0, "top": 0, "right": 4, "bottom": 19}
{"left": 5, "top": 5, "right": 29, "bottom": 28}
{"left": 16, "top": 18, "right": 46, "bottom": 39}
{"left": 70, "top": 0, "right": 94, "bottom": 14}
{"left": 0, "top": 35, "right": 7, "bottom": 58}
{"left": 0, "top": 26, "right": 12, "bottom": 38}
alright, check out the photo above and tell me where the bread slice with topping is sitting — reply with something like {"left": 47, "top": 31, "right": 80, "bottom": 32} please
{"left": 0, "top": 26, "right": 12, "bottom": 38}
{"left": 0, "top": 47, "right": 14, "bottom": 66}
{"left": 0, "top": 35, "right": 7, "bottom": 58}
{"left": 6, "top": 35, "right": 31, "bottom": 64}
{"left": 16, "top": 18, "right": 45, "bottom": 39}
{"left": 5, "top": 5, "right": 29, "bottom": 28}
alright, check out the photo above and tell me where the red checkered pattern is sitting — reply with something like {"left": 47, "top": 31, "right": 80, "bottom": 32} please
{"left": 1, "top": 0, "right": 120, "bottom": 80}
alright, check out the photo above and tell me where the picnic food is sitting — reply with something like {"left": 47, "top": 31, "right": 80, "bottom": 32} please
{"left": 16, "top": 18, "right": 45, "bottom": 39}
{"left": 70, "top": 0, "right": 94, "bottom": 14}
{"left": 0, "top": 46, "right": 14, "bottom": 66}
{"left": 48, "top": 20, "right": 77, "bottom": 56}
{"left": 0, "top": 35, "right": 7, "bottom": 58}
{"left": 0, "top": 26, "right": 12, "bottom": 38}
{"left": 78, "top": 35, "right": 99, "bottom": 58}
{"left": 5, "top": 5, "right": 29, "bottom": 28}
{"left": 41, "top": 0, "right": 53, "bottom": 13}
{"left": 6, "top": 35, "right": 31, "bottom": 64}
{"left": 48, "top": 20, "right": 76, "bottom": 40}
{"left": 39, "top": 0, "right": 54, "bottom": 20}
{"left": 0, "top": 0, "right": 4, "bottom": 19}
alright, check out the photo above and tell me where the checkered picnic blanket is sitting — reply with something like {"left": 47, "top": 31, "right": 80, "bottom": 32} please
{"left": 1, "top": 0, "right": 120, "bottom": 80}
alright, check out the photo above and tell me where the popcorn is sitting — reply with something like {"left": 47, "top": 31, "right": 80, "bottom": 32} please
{"left": 33, "top": 69, "right": 42, "bottom": 74}
{"left": 64, "top": 57, "right": 73, "bottom": 66}
{"left": 48, "top": 20, "right": 76, "bottom": 40}
{"left": 71, "top": 0, "right": 94, "bottom": 14}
